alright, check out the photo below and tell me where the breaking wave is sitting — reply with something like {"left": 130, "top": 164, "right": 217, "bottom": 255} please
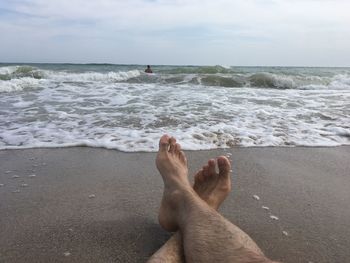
{"left": 0, "top": 78, "right": 44, "bottom": 92}
{"left": 0, "top": 65, "right": 141, "bottom": 92}
{"left": 0, "top": 64, "right": 349, "bottom": 150}
{"left": 1, "top": 64, "right": 350, "bottom": 93}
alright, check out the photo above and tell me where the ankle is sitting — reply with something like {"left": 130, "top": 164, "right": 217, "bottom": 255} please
{"left": 163, "top": 175, "right": 192, "bottom": 192}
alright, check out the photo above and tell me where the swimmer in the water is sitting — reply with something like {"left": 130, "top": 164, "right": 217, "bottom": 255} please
{"left": 145, "top": 65, "right": 153, "bottom": 73}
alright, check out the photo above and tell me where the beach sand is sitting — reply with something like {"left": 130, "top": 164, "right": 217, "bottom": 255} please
{"left": 0, "top": 146, "right": 349, "bottom": 263}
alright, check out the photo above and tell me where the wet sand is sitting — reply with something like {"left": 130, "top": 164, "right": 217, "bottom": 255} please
{"left": 0, "top": 147, "right": 349, "bottom": 263}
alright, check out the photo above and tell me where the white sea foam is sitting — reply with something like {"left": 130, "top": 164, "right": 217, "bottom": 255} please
{"left": 0, "top": 65, "right": 349, "bottom": 151}
{"left": 0, "top": 78, "right": 43, "bottom": 92}
{"left": 46, "top": 69, "right": 141, "bottom": 82}
{"left": 0, "top": 68, "right": 140, "bottom": 93}
{"left": 0, "top": 66, "right": 18, "bottom": 75}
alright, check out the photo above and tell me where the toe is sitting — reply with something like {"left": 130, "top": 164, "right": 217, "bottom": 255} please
{"left": 193, "top": 170, "right": 204, "bottom": 196}
{"left": 175, "top": 143, "right": 181, "bottom": 154}
{"left": 169, "top": 137, "right": 176, "bottom": 153}
{"left": 194, "top": 169, "right": 204, "bottom": 182}
{"left": 217, "top": 156, "right": 231, "bottom": 178}
{"left": 208, "top": 159, "right": 216, "bottom": 176}
{"left": 193, "top": 170, "right": 203, "bottom": 190}
{"left": 159, "top": 134, "right": 170, "bottom": 152}
{"left": 179, "top": 150, "right": 187, "bottom": 164}
{"left": 202, "top": 165, "right": 210, "bottom": 177}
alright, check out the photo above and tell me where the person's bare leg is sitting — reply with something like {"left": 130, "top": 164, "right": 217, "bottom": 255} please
{"left": 156, "top": 135, "right": 277, "bottom": 263}
{"left": 148, "top": 155, "right": 232, "bottom": 263}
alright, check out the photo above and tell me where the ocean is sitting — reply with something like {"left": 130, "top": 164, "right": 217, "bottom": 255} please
{"left": 0, "top": 63, "right": 349, "bottom": 151}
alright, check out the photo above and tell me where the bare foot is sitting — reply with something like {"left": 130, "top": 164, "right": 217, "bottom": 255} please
{"left": 193, "top": 156, "right": 231, "bottom": 210}
{"left": 156, "top": 135, "right": 232, "bottom": 232}
{"left": 147, "top": 156, "right": 231, "bottom": 263}
{"left": 156, "top": 135, "right": 193, "bottom": 231}
{"left": 156, "top": 135, "right": 190, "bottom": 188}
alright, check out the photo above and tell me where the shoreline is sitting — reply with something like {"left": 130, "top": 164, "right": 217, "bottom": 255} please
{"left": 1, "top": 146, "right": 350, "bottom": 262}
{"left": 1, "top": 144, "right": 350, "bottom": 151}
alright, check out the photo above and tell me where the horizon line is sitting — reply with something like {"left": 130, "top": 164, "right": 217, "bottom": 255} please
{"left": 1, "top": 62, "right": 350, "bottom": 68}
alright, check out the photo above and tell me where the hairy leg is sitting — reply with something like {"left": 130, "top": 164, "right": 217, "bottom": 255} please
{"left": 148, "top": 155, "right": 232, "bottom": 263}
{"left": 156, "top": 135, "right": 278, "bottom": 263}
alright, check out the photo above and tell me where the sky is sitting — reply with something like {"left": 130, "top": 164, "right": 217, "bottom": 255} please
{"left": 0, "top": 0, "right": 350, "bottom": 66}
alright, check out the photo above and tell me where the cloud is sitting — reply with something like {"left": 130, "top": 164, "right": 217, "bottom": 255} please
{"left": 0, "top": 0, "right": 350, "bottom": 65}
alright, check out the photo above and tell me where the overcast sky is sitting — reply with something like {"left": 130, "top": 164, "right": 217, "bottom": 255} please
{"left": 0, "top": 0, "right": 349, "bottom": 66}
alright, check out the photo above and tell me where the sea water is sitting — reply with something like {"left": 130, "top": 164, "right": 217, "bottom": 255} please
{"left": 0, "top": 64, "right": 349, "bottom": 151}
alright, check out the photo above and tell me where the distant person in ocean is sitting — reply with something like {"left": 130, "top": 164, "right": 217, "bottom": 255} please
{"left": 145, "top": 65, "right": 153, "bottom": 73}
{"left": 147, "top": 135, "right": 280, "bottom": 263}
